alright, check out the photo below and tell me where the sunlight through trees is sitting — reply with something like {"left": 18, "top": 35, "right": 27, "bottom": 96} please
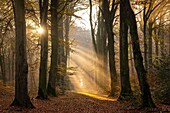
{"left": 0, "top": 0, "right": 169, "bottom": 111}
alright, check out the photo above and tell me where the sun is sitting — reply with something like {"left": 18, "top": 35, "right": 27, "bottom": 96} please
{"left": 37, "top": 27, "right": 44, "bottom": 34}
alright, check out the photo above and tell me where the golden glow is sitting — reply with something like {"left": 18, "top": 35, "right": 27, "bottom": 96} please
{"left": 80, "top": 78, "right": 83, "bottom": 87}
{"left": 77, "top": 92, "right": 116, "bottom": 101}
{"left": 69, "top": 45, "right": 110, "bottom": 95}
{"left": 37, "top": 27, "right": 44, "bottom": 34}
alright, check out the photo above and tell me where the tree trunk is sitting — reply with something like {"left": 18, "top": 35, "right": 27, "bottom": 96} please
{"left": 154, "top": 29, "right": 159, "bottom": 65}
{"left": 65, "top": 10, "right": 70, "bottom": 60}
{"left": 160, "top": 28, "right": 165, "bottom": 57}
{"left": 119, "top": 1, "right": 132, "bottom": 100}
{"left": 47, "top": 0, "right": 58, "bottom": 96}
{"left": 108, "top": 24, "right": 117, "bottom": 96}
{"left": 143, "top": 18, "right": 148, "bottom": 70}
{"left": 148, "top": 21, "right": 153, "bottom": 70}
{"left": 129, "top": 42, "right": 135, "bottom": 75}
{"left": 0, "top": 32, "right": 6, "bottom": 85}
{"left": 11, "top": 0, "right": 34, "bottom": 108}
{"left": 121, "top": 0, "right": 156, "bottom": 107}
{"left": 0, "top": 48, "right": 6, "bottom": 85}
{"left": 102, "top": 0, "right": 117, "bottom": 97}
{"left": 64, "top": 11, "right": 70, "bottom": 90}
{"left": 37, "top": 0, "right": 49, "bottom": 99}
{"left": 89, "top": 0, "right": 97, "bottom": 53}
{"left": 143, "top": 2, "right": 147, "bottom": 70}
{"left": 11, "top": 50, "right": 15, "bottom": 85}
{"left": 58, "top": 16, "right": 66, "bottom": 95}
{"left": 8, "top": 50, "right": 12, "bottom": 82}
{"left": 169, "top": 27, "right": 170, "bottom": 55}
{"left": 103, "top": 20, "right": 108, "bottom": 74}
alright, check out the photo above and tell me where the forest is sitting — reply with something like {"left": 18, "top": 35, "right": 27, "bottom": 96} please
{"left": 0, "top": 0, "right": 170, "bottom": 112}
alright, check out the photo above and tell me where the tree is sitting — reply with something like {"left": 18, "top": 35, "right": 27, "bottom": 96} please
{"left": 0, "top": 0, "right": 15, "bottom": 86}
{"left": 148, "top": 4, "right": 169, "bottom": 66}
{"left": 148, "top": 19, "right": 154, "bottom": 70}
{"left": 89, "top": 0, "right": 97, "bottom": 53}
{"left": 120, "top": 0, "right": 156, "bottom": 107}
{"left": 119, "top": 0, "right": 133, "bottom": 100}
{"left": 89, "top": 0, "right": 108, "bottom": 92}
{"left": 47, "top": 0, "right": 58, "bottom": 96}
{"left": 37, "top": 0, "right": 49, "bottom": 99}
{"left": 143, "top": 0, "right": 163, "bottom": 70}
{"left": 63, "top": 2, "right": 72, "bottom": 92}
{"left": 96, "top": 10, "right": 108, "bottom": 91}
{"left": 154, "top": 28, "right": 159, "bottom": 65}
{"left": 169, "top": 26, "right": 170, "bottom": 55}
{"left": 0, "top": 39, "right": 6, "bottom": 85}
{"left": 10, "top": 0, "right": 34, "bottom": 108}
{"left": 101, "top": 0, "right": 118, "bottom": 96}
{"left": 58, "top": 14, "right": 65, "bottom": 95}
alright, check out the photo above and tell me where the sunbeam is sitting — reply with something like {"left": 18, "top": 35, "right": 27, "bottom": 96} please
{"left": 69, "top": 44, "right": 110, "bottom": 95}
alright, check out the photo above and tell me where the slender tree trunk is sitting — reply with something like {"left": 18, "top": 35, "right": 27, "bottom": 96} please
{"left": 0, "top": 37, "right": 7, "bottom": 85}
{"left": 89, "top": 0, "right": 97, "bottom": 53}
{"left": 10, "top": 1, "right": 15, "bottom": 86}
{"left": 11, "top": 0, "right": 34, "bottom": 108}
{"left": 58, "top": 16, "right": 66, "bottom": 94}
{"left": 96, "top": 11, "right": 105, "bottom": 90}
{"left": 143, "top": 18, "right": 148, "bottom": 70}
{"left": 8, "top": 51, "right": 11, "bottom": 82}
{"left": 65, "top": 14, "right": 70, "bottom": 58}
{"left": 108, "top": 24, "right": 117, "bottom": 96}
{"left": 0, "top": 31, "right": 2, "bottom": 81}
{"left": 0, "top": 33, "right": 6, "bottom": 85}
{"left": 148, "top": 21, "right": 153, "bottom": 70}
{"left": 102, "top": 0, "right": 117, "bottom": 97}
{"left": 119, "top": 1, "right": 132, "bottom": 100}
{"left": 0, "top": 48, "right": 6, "bottom": 85}
{"left": 129, "top": 42, "right": 135, "bottom": 75}
{"left": 121, "top": 0, "right": 156, "bottom": 107}
{"left": 160, "top": 28, "right": 165, "bottom": 57}
{"left": 64, "top": 12, "right": 70, "bottom": 90}
{"left": 102, "top": 20, "right": 108, "bottom": 74}
{"left": 154, "top": 29, "right": 159, "bottom": 65}
{"left": 143, "top": 1, "right": 149, "bottom": 71}
{"left": 47, "top": 0, "right": 58, "bottom": 96}
{"left": 11, "top": 50, "right": 15, "bottom": 85}
{"left": 37, "top": 0, "right": 49, "bottom": 99}
{"left": 169, "top": 27, "right": 170, "bottom": 55}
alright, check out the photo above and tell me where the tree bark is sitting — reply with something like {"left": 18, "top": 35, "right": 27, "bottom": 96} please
{"left": 58, "top": 15, "right": 66, "bottom": 95}
{"left": 47, "top": 0, "right": 58, "bottom": 96}
{"left": 143, "top": 17, "right": 148, "bottom": 70}
{"left": 129, "top": 42, "right": 135, "bottom": 75}
{"left": 102, "top": 0, "right": 118, "bottom": 96}
{"left": 37, "top": 0, "right": 49, "bottom": 99}
{"left": 160, "top": 28, "right": 165, "bottom": 57}
{"left": 0, "top": 32, "right": 6, "bottom": 85}
{"left": 119, "top": 1, "right": 132, "bottom": 100}
{"left": 64, "top": 10, "right": 70, "bottom": 90}
{"left": 0, "top": 48, "right": 6, "bottom": 85}
{"left": 89, "top": 0, "right": 97, "bottom": 53}
{"left": 121, "top": 0, "right": 156, "bottom": 107}
{"left": 148, "top": 20, "right": 153, "bottom": 70}
{"left": 11, "top": 0, "right": 34, "bottom": 108}
{"left": 154, "top": 29, "right": 159, "bottom": 65}
{"left": 169, "top": 27, "right": 170, "bottom": 55}
{"left": 143, "top": 1, "right": 148, "bottom": 70}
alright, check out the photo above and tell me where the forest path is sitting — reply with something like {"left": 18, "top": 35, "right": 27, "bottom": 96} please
{"left": 1, "top": 85, "right": 170, "bottom": 113}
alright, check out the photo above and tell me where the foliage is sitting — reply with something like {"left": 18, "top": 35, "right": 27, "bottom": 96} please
{"left": 0, "top": 87, "right": 170, "bottom": 113}
{"left": 149, "top": 56, "right": 170, "bottom": 105}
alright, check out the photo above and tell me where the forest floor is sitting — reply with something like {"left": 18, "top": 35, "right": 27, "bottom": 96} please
{"left": 0, "top": 82, "right": 170, "bottom": 113}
